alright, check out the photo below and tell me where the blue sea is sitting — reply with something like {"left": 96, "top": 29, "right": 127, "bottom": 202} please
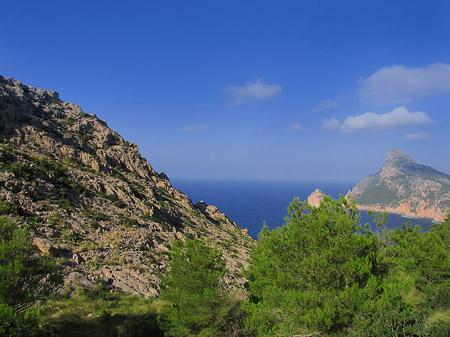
{"left": 172, "top": 179, "right": 435, "bottom": 239}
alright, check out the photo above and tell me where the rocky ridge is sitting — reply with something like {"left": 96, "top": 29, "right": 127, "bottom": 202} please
{"left": 347, "top": 149, "right": 450, "bottom": 222}
{"left": 0, "top": 75, "right": 254, "bottom": 296}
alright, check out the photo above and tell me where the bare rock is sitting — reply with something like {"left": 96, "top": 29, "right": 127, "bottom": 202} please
{"left": 307, "top": 189, "right": 326, "bottom": 207}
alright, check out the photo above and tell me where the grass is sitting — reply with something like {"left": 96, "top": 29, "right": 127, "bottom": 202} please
{"left": 428, "top": 309, "right": 450, "bottom": 325}
{"left": 38, "top": 285, "right": 166, "bottom": 337}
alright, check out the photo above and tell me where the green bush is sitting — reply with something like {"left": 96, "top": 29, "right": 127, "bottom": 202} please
{"left": 0, "top": 217, "right": 60, "bottom": 336}
{"left": 0, "top": 162, "right": 34, "bottom": 180}
{"left": 349, "top": 299, "right": 427, "bottom": 337}
{"left": 0, "top": 200, "right": 21, "bottom": 216}
{"left": 118, "top": 215, "right": 139, "bottom": 228}
{"left": 113, "top": 200, "right": 126, "bottom": 208}
{"left": 159, "top": 239, "right": 248, "bottom": 336}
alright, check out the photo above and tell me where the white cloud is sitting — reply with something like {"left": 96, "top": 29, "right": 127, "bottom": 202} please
{"left": 313, "top": 99, "right": 339, "bottom": 112}
{"left": 322, "top": 107, "right": 432, "bottom": 133}
{"left": 402, "top": 132, "right": 433, "bottom": 141}
{"left": 291, "top": 123, "right": 302, "bottom": 131}
{"left": 360, "top": 63, "right": 450, "bottom": 104}
{"left": 223, "top": 78, "right": 282, "bottom": 106}
{"left": 340, "top": 107, "right": 432, "bottom": 133}
{"left": 321, "top": 118, "right": 340, "bottom": 130}
{"left": 183, "top": 124, "right": 209, "bottom": 132}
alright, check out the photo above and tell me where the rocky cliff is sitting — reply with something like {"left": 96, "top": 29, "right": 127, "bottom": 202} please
{"left": 307, "top": 188, "right": 326, "bottom": 207}
{"left": 347, "top": 149, "right": 450, "bottom": 222}
{"left": 0, "top": 75, "right": 253, "bottom": 296}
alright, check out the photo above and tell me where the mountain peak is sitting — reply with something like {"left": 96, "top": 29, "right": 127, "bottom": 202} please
{"left": 385, "top": 148, "right": 416, "bottom": 165}
{"left": 347, "top": 148, "right": 450, "bottom": 222}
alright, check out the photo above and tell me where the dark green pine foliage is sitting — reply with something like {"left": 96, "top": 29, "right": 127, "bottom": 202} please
{"left": 245, "top": 196, "right": 383, "bottom": 336}
{"left": 0, "top": 217, "right": 61, "bottom": 336}
{"left": 159, "top": 239, "right": 243, "bottom": 336}
{"left": 378, "top": 219, "right": 450, "bottom": 335}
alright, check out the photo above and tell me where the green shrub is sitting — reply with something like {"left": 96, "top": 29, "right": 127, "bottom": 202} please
{"left": 0, "top": 200, "right": 20, "bottom": 216}
{"left": 159, "top": 239, "right": 248, "bottom": 336}
{"left": 0, "top": 217, "right": 60, "bottom": 336}
{"left": 113, "top": 200, "right": 126, "bottom": 208}
{"left": 119, "top": 215, "right": 139, "bottom": 228}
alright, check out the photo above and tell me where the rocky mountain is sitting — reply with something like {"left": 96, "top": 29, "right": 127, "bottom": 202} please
{"left": 307, "top": 188, "right": 325, "bottom": 207}
{"left": 347, "top": 148, "right": 450, "bottom": 222}
{"left": 0, "top": 75, "right": 253, "bottom": 296}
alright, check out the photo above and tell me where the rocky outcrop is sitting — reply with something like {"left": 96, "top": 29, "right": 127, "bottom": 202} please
{"left": 347, "top": 149, "right": 450, "bottom": 222}
{"left": 307, "top": 189, "right": 325, "bottom": 207}
{"left": 0, "top": 75, "right": 254, "bottom": 296}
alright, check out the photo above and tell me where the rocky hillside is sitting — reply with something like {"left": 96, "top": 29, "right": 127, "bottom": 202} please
{"left": 347, "top": 148, "right": 450, "bottom": 222}
{"left": 0, "top": 75, "right": 253, "bottom": 296}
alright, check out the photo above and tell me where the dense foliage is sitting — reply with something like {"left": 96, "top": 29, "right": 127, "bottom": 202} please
{"left": 245, "top": 198, "right": 450, "bottom": 336}
{"left": 159, "top": 239, "right": 247, "bottom": 336}
{"left": 0, "top": 217, "right": 60, "bottom": 336}
{"left": 1, "top": 200, "right": 449, "bottom": 336}
{"left": 245, "top": 196, "right": 383, "bottom": 335}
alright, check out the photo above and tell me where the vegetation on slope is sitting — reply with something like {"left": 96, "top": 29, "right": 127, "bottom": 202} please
{"left": 158, "top": 239, "right": 249, "bottom": 336}
{"left": 1, "top": 199, "right": 449, "bottom": 336}
{"left": 356, "top": 183, "right": 398, "bottom": 205}
{"left": 0, "top": 217, "right": 60, "bottom": 336}
{"left": 38, "top": 285, "right": 165, "bottom": 337}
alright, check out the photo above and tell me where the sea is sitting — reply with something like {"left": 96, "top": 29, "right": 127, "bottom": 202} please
{"left": 171, "top": 179, "right": 435, "bottom": 239}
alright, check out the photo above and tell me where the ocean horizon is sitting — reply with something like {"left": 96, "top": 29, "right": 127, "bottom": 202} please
{"left": 171, "top": 178, "right": 435, "bottom": 239}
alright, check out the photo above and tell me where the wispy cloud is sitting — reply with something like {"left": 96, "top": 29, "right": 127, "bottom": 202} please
{"left": 322, "top": 106, "right": 432, "bottom": 133}
{"left": 290, "top": 123, "right": 302, "bottom": 132}
{"left": 402, "top": 132, "right": 433, "bottom": 141}
{"left": 313, "top": 99, "right": 339, "bottom": 112}
{"left": 183, "top": 124, "right": 209, "bottom": 132}
{"left": 223, "top": 78, "right": 282, "bottom": 106}
{"left": 360, "top": 63, "right": 450, "bottom": 104}
{"left": 321, "top": 118, "right": 340, "bottom": 130}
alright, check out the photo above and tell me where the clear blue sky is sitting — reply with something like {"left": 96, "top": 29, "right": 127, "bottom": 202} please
{"left": 3, "top": 0, "right": 450, "bottom": 181}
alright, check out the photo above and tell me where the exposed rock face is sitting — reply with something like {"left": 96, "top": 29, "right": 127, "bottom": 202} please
{"left": 307, "top": 189, "right": 325, "bottom": 207}
{"left": 347, "top": 149, "right": 450, "bottom": 222}
{"left": 0, "top": 75, "right": 254, "bottom": 296}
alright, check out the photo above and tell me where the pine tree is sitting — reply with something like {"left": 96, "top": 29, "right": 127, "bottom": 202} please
{"left": 245, "top": 196, "right": 382, "bottom": 336}
{"left": 0, "top": 217, "right": 60, "bottom": 336}
{"left": 159, "top": 239, "right": 245, "bottom": 336}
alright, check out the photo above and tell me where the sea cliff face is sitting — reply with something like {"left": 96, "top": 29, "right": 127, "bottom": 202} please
{"left": 0, "top": 75, "right": 253, "bottom": 296}
{"left": 347, "top": 149, "right": 450, "bottom": 222}
{"left": 307, "top": 188, "right": 325, "bottom": 207}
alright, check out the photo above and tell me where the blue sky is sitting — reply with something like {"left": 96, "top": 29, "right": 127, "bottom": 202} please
{"left": 2, "top": 0, "right": 450, "bottom": 181}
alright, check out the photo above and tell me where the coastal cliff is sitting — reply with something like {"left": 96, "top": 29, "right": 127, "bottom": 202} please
{"left": 307, "top": 188, "right": 326, "bottom": 207}
{"left": 347, "top": 149, "right": 450, "bottom": 222}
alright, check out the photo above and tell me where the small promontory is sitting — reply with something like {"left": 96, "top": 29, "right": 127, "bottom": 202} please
{"left": 307, "top": 188, "right": 326, "bottom": 207}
